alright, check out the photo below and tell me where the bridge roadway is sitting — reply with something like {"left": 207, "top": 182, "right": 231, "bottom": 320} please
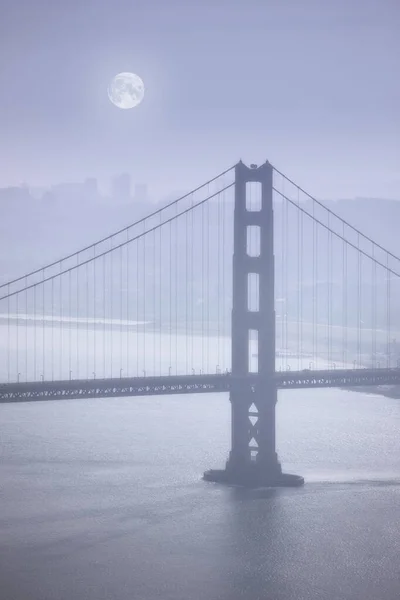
{"left": 1, "top": 368, "right": 400, "bottom": 403}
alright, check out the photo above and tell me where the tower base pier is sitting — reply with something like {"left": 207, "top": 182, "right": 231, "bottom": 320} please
{"left": 203, "top": 466, "right": 304, "bottom": 488}
{"left": 208, "top": 161, "right": 305, "bottom": 490}
{"left": 203, "top": 457, "right": 304, "bottom": 488}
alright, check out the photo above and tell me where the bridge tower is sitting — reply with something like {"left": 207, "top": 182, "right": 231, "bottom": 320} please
{"left": 204, "top": 161, "right": 304, "bottom": 487}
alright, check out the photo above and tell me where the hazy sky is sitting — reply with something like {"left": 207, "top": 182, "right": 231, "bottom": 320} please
{"left": 1, "top": 0, "right": 399, "bottom": 199}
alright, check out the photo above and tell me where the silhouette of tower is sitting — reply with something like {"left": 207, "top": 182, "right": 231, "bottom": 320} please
{"left": 204, "top": 161, "right": 303, "bottom": 487}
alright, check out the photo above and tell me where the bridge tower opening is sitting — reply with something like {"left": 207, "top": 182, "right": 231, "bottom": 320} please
{"left": 204, "top": 161, "right": 304, "bottom": 487}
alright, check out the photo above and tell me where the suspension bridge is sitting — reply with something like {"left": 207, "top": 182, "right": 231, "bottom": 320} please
{"left": 1, "top": 160, "right": 400, "bottom": 486}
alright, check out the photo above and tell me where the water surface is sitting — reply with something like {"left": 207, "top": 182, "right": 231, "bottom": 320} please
{"left": 1, "top": 386, "right": 400, "bottom": 600}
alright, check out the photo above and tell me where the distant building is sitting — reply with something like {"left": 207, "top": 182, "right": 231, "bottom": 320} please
{"left": 51, "top": 182, "right": 84, "bottom": 200}
{"left": 0, "top": 186, "right": 31, "bottom": 200}
{"left": 112, "top": 173, "right": 131, "bottom": 203}
{"left": 134, "top": 183, "right": 148, "bottom": 203}
{"left": 49, "top": 178, "right": 100, "bottom": 208}
{"left": 0, "top": 186, "right": 32, "bottom": 213}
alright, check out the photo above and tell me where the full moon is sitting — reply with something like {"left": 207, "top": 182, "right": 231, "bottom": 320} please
{"left": 108, "top": 72, "right": 145, "bottom": 109}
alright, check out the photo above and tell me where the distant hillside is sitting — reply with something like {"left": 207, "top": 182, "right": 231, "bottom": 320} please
{"left": 1, "top": 193, "right": 399, "bottom": 279}
{"left": 326, "top": 197, "right": 400, "bottom": 258}
{"left": 1, "top": 192, "right": 399, "bottom": 333}
{"left": 0, "top": 192, "right": 151, "bottom": 280}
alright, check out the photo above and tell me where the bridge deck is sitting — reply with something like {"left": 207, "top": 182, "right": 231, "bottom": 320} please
{"left": 1, "top": 369, "right": 400, "bottom": 403}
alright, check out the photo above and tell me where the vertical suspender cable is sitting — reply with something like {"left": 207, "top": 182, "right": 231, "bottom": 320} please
{"left": 206, "top": 195, "right": 210, "bottom": 373}
{"left": 69, "top": 269, "right": 72, "bottom": 379}
{"left": 386, "top": 253, "right": 391, "bottom": 368}
{"left": 315, "top": 212, "right": 319, "bottom": 368}
{"left": 175, "top": 208, "right": 179, "bottom": 375}
{"left": 297, "top": 187, "right": 300, "bottom": 366}
{"left": 126, "top": 232, "right": 130, "bottom": 377}
{"left": 43, "top": 269, "right": 45, "bottom": 380}
{"left": 185, "top": 208, "right": 189, "bottom": 375}
{"left": 191, "top": 196, "right": 195, "bottom": 371}
{"left": 342, "top": 224, "right": 346, "bottom": 367}
{"left": 327, "top": 214, "right": 331, "bottom": 366}
{"left": 76, "top": 256, "right": 79, "bottom": 379}
{"left": 86, "top": 261, "right": 90, "bottom": 379}
{"left": 217, "top": 183, "right": 221, "bottom": 371}
{"left": 285, "top": 184, "right": 289, "bottom": 369}
{"left": 300, "top": 196, "right": 304, "bottom": 368}
{"left": 371, "top": 243, "right": 376, "bottom": 368}
{"left": 51, "top": 276, "right": 54, "bottom": 380}
{"left": 120, "top": 245, "right": 123, "bottom": 377}
{"left": 136, "top": 231, "right": 139, "bottom": 377}
{"left": 59, "top": 265, "right": 63, "bottom": 380}
{"left": 16, "top": 291, "right": 19, "bottom": 382}
{"left": 34, "top": 284, "right": 37, "bottom": 381}
{"left": 110, "top": 244, "right": 113, "bottom": 378}
{"left": 357, "top": 234, "right": 361, "bottom": 369}
{"left": 143, "top": 222, "right": 146, "bottom": 376}
{"left": 169, "top": 219, "right": 172, "bottom": 374}
{"left": 201, "top": 196, "right": 205, "bottom": 373}
{"left": 7, "top": 284, "right": 10, "bottom": 382}
{"left": 153, "top": 228, "right": 156, "bottom": 376}
{"left": 25, "top": 277, "right": 28, "bottom": 381}
{"left": 103, "top": 254, "right": 106, "bottom": 378}
{"left": 93, "top": 246, "right": 96, "bottom": 379}
{"left": 281, "top": 177, "right": 285, "bottom": 370}
{"left": 222, "top": 183, "right": 226, "bottom": 371}
{"left": 159, "top": 215, "right": 162, "bottom": 375}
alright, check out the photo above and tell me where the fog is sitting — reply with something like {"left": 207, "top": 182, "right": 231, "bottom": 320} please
{"left": 1, "top": 2, "right": 400, "bottom": 600}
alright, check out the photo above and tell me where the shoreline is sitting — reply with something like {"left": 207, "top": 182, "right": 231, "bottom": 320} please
{"left": 343, "top": 385, "right": 400, "bottom": 400}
